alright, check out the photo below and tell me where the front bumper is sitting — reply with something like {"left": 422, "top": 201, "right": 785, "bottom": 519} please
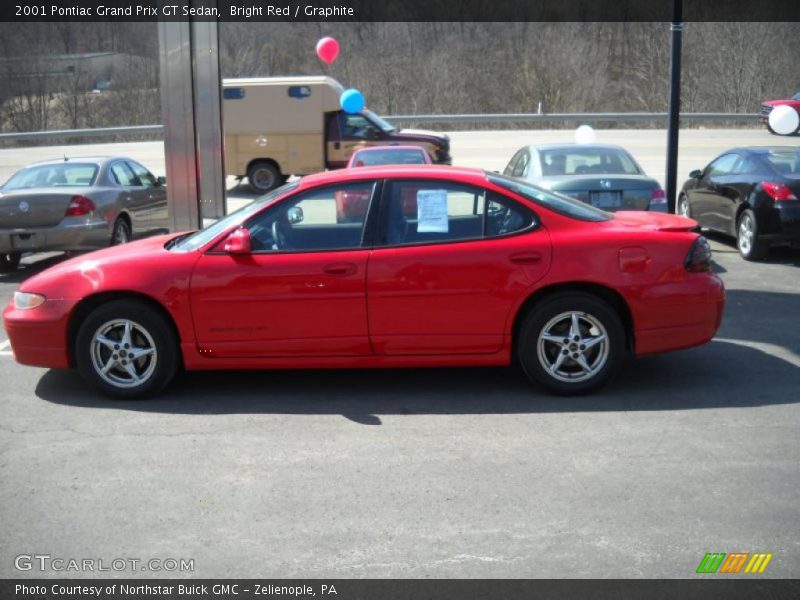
{"left": 2, "top": 298, "right": 73, "bottom": 369}
{"left": 0, "top": 219, "right": 110, "bottom": 254}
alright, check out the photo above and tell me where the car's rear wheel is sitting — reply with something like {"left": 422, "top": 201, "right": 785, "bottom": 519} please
{"left": 518, "top": 293, "right": 626, "bottom": 395}
{"left": 0, "top": 252, "right": 21, "bottom": 273}
{"left": 678, "top": 194, "right": 691, "bottom": 218}
{"left": 247, "top": 161, "right": 281, "bottom": 194}
{"left": 737, "top": 208, "right": 768, "bottom": 261}
{"left": 75, "top": 300, "right": 178, "bottom": 399}
{"left": 110, "top": 217, "right": 131, "bottom": 246}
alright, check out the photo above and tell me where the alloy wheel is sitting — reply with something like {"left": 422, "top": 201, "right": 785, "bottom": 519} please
{"left": 90, "top": 319, "right": 158, "bottom": 389}
{"left": 536, "top": 311, "right": 610, "bottom": 384}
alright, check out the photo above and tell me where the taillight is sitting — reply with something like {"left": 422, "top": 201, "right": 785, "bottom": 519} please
{"left": 65, "top": 195, "right": 95, "bottom": 216}
{"left": 685, "top": 236, "right": 712, "bottom": 272}
{"left": 651, "top": 188, "right": 666, "bottom": 202}
{"left": 762, "top": 181, "right": 798, "bottom": 202}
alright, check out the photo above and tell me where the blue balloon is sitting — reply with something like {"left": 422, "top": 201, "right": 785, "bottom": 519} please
{"left": 340, "top": 88, "right": 365, "bottom": 114}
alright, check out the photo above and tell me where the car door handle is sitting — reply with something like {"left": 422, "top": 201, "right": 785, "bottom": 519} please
{"left": 509, "top": 252, "right": 543, "bottom": 265}
{"left": 323, "top": 262, "right": 358, "bottom": 276}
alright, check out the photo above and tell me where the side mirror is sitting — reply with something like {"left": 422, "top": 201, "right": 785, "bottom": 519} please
{"left": 156, "top": 175, "right": 166, "bottom": 186}
{"left": 689, "top": 169, "right": 702, "bottom": 179}
{"left": 224, "top": 227, "right": 251, "bottom": 255}
{"left": 287, "top": 206, "right": 304, "bottom": 224}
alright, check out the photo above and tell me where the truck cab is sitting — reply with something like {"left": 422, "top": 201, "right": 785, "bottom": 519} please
{"left": 223, "top": 76, "right": 451, "bottom": 193}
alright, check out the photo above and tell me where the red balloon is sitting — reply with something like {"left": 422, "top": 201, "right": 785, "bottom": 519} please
{"left": 316, "top": 37, "right": 340, "bottom": 64}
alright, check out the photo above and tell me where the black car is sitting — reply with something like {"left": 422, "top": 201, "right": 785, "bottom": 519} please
{"left": 679, "top": 147, "right": 800, "bottom": 260}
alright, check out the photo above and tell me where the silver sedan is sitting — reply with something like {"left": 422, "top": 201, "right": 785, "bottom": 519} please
{"left": 0, "top": 156, "right": 169, "bottom": 272}
{"left": 503, "top": 143, "right": 667, "bottom": 212}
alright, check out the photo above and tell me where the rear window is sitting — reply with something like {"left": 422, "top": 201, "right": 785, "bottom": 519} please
{"left": 539, "top": 147, "right": 642, "bottom": 176}
{"left": 762, "top": 150, "right": 800, "bottom": 177}
{"left": 2, "top": 163, "right": 99, "bottom": 190}
{"left": 352, "top": 149, "right": 427, "bottom": 166}
{"left": 489, "top": 173, "right": 612, "bottom": 222}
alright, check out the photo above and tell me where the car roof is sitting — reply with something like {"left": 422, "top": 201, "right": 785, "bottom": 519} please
{"left": 527, "top": 143, "right": 630, "bottom": 153}
{"left": 24, "top": 156, "right": 123, "bottom": 167}
{"left": 299, "top": 165, "right": 487, "bottom": 187}
{"left": 352, "top": 145, "right": 428, "bottom": 153}
{"left": 730, "top": 146, "right": 800, "bottom": 155}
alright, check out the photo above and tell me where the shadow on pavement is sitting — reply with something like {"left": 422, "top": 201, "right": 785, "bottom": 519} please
{"left": 34, "top": 335, "right": 800, "bottom": 421}
{"left": 704, "top": 231, "right": 800, "bottom": 267}
{"left": 0, "top": 253, "right": 68, "bottom": 285}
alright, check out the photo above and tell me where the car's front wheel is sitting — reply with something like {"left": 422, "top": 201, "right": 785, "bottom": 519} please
{"left": 0, "top": 252, "right": 21, "bottom": 273}
{"left": 75, "top": 300, "right": 179, "bottom": 399}
{"left": 736, "top": 208, "right": 768, "bottom": 261}
{"left": 518, "top": 293, "right": 626, "bottom": 395}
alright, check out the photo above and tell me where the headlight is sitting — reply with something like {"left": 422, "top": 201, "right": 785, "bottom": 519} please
{"left": 13, "top": 291, "right": 46, "bottom": 310}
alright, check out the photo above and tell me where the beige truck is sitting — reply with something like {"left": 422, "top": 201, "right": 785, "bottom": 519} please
{"left": 223, "top": 76, "right": 452, "bottom": 193}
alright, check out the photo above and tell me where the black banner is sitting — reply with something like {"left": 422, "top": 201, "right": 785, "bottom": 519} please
{"left": 3, "top": 580, "right": 800, "bottom": 600}
{"left": 3, "top": 0, "right": 800, "bottom": 22}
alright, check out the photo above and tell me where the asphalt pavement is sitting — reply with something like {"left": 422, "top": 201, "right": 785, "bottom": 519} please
{"left": 1, "top": 233, "right": 799, "bottom": 578}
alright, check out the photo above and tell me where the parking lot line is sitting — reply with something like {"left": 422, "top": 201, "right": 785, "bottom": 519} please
{"left": 0, "top": 339, "right": 12, "bottom": 356}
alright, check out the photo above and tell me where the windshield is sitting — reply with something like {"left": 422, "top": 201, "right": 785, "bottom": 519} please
{"left": 171, "top": 182, "right": 298, "bottom": 252}
{"left": 2, "top": 163, "right": 99, "bottom": 190}
{"left": 489, "top": 173, "right": 612, "bottom": 222}
{"left": 363, "top": 109, "right": 396, "bottom": 133}
{"left": 792, "top": 92, "right": 800, "bottom": 101}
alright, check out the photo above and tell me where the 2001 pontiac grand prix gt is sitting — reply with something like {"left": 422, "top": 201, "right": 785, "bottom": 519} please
{"left": 3, "top": 166, "right": 724, "bottom": 398}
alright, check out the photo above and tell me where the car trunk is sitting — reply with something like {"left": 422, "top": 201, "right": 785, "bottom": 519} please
{"left": 548, "top": 175, "right": 657, "bottom": 211}
{"left": 612, "top": 211, "right": 698, "bottom": 232}
{"left": 0, "top": 189, "right": 75, "bottom": 228}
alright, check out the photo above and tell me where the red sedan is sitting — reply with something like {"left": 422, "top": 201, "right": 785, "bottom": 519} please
{"left": 3, "top": 166, "right": 724, "bottom": 398}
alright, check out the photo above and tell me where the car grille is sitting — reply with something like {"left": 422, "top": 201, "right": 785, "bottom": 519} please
{"left": 761, "top": 104, "right": 773, "bottom": 117}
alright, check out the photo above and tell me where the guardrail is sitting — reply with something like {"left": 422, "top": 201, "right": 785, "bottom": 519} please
{"left": 0, "top": 113, "right": 760, "bottom": 142}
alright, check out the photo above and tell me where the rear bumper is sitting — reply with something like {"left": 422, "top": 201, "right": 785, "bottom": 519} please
{"left": 633, "top": 273, "right": 725, "bottom": 356}
{"left": 2, "top": 299, "right": 73, "bottom": 369}
{"left": 0, "top": 219, "right": 110, "bottom": 254}
{"left": 761, "top": 204, "right": 800, "bottom": 245}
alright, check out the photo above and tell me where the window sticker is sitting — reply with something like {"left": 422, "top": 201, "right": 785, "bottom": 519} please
{"left": 416, "top": 189, "right": 449, "bottom": 233}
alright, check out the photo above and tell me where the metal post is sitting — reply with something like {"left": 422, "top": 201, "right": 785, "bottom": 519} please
{"left": 157, "top": 1, "right": 225, "bottom": 231}
{"left": 665, "top": 0, "right": 683, "bottom": 214}
{"left": 191, "top": 16, "right": 226, "bottom": 221}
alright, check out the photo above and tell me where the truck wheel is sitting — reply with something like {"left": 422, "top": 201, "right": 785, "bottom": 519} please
{"left": 0, "top": 253, "right": 21, "bottom": 273}
{"left": 247, "top": 162, "right": 281, "bottom": 194}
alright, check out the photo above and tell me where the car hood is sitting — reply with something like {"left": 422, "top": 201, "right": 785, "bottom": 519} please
{"left": 762, "top": 99, "right": 800, "bottom": 106}
{"left": 610, "top": 211, "right": 698, "bottom": 232}
{"left": 20, "top": 232, "right": 191, "bottom": 297}
{"left": 395, "top": 128, "right": 450, "bottom": 143}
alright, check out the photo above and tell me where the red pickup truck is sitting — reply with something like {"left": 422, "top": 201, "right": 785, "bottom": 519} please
{"left": 761, "top": 92, "right": 800, "bottom": 134}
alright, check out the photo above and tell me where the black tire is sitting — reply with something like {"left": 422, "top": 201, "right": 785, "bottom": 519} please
{"left": 736, "top": 208, "right": 769, "bottom": 261}
{"left": 518, "top": 293, "right": 626, "bottom": 395}
{"left": 110, "top": 217, "right": 132, "bottom": 246}
{"left": 767, "top": 123, "right": 777, "bottom": 135}
{"left": 677, "top": 194, "right": 691, "bottom": 218}
{"left": 247, "top": 161, "right": 281, "bottom": 194}
{"left": 0, "top": 253, "right": 21, "bottom": 273}
{"left": 75, "top": 300, "right": 179, "bottom": 399}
